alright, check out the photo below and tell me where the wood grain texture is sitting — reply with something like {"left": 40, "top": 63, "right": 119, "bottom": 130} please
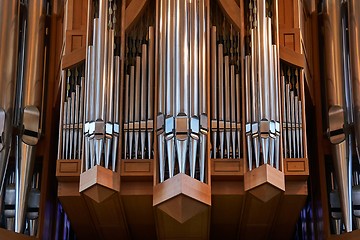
{"left": 216, "top": 0, "right": 241, "bottom": 31}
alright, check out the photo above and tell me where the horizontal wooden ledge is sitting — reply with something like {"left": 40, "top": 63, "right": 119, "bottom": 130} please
{"left": 284, "top": 158, "right": 309, "bottom": 180}
{"left": 120, "top": 159, "right": 153, "bottom": 181}
{"left": 56, "top": 159, "right": 82, "bottom": 182}
{"left": 211, "top": 158, "right": 244, "bottom": 180}
{"left": 62, "top": 47, "right": 86, "bottom": 70}
{"left": 279, "top": 45, "right": 305, "bottom": 68}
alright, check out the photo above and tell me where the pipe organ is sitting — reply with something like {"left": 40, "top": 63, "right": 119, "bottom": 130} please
{"left": 321, "top": 0, "right": 360, "bottom": 235}
{"left": 0, "top": 0, "right": 48, "bottom": 236}
{"left": 4, "top": 0, "right": 360, "bottom": 239}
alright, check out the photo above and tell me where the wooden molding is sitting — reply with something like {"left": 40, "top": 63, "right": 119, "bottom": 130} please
{"left": 216, "top": 0, "right": 241, "bottom": 31}
{"left": 121, "top": 159, "right": 153, "bottom": 180}
{"left": 56, "top": 159, "right": 82, "bottom": 182}
{"left": 211, "top": 158, "right": 244, "bottom": 179}
{"left": 62, "top": 47, "right": 86, "bottom": 69}
{"left": 284, "top": 158, "right": 309, "bottom": 180}
{"left": 125, "top": 0, "right": 148, "bottom": 31}
{"left": 79, "top": 165, "right": 120, "bottom": 203}
{"left": 153, "top": 173, "right": 211, "bottom": 207}
{"left": 279, "top": 45, "right": 305, "bottom": 68}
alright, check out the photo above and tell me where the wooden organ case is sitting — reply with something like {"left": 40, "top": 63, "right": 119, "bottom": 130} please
{"left": 53, "top": 0, "right": 312, "bottom": 239}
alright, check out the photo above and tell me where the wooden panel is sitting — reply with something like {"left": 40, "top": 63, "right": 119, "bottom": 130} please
{"left": 58, "top": 182, "right": 100, "bottom": 240}
{"left": 211, "top": 181, "right": 244, "bottom": 240}
{"left": 0, "top": 228, "right": 36, "bottom": 240}
{"left": 239, "top": 192, "right": 283, "bottom": 240}
{"left": 284, "top": 158, "right": 309, "bottom": 180}
{"left": 121, "top": 159, "right": 153, "bottom": 180}
{"left": 279, "top": 28, "right": 301, "bottom": 53}
{"left": 155, "top": 207, "right": 210, "bottom": 240}
{"left": 270, "top": 181, "right": 308, "bottom": 239}
{"left": 64, "top": 0, "right": 88, "bottom": 55}
{"left": 56, "top": 159, "right": 81, "bottom": 181}
{"left": 211, "top": 159, "right": 244, "bottom": 179}
{"left": 83, "top": 193, "right": 130, "bottom": 240}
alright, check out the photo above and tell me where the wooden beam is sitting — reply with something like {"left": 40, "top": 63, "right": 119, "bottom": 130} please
{"left": 216, "top": 0, "right": 241, "bottom": 31}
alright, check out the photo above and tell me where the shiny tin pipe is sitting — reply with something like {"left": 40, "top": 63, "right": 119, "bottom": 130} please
{"left": 323, "top": 0, "right": 352, "bottom": 232}
{"left": 348, "top": 0, "right": 360, "bottom": 162}
{"left": 16, "top": 0, "right": 46, "bottom": 233}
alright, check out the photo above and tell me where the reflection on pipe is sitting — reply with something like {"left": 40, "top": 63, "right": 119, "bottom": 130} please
{"left": 84, "top": 0, "right": 121, "bottom": 172}
{"left": 157, "top": 0, "right": 208, "bottom": 183}
{"left": 245, "top": 0, "right": 280, "bottom": 171}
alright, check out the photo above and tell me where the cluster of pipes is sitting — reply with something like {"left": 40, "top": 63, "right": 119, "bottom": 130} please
{"left": 245, "top": 0, "right": 281, "bottom": 170}
{"left": 0, "top": 0, "right": 47, "bottom": 235}
{"left": 82, "top": 0, "right": 121, "bottom": 172}
{"left": 210, "top": 20, "right": 242, "bottom": 160}
{"left": 281, "top": 64, "right": 304, "bottom": 159}
{"left": 156, "top": 0, "right": 208, "bottom": 183}
{"left": 59, "top": 67, "right": 85, "bottom": 160}
{"left": 123, "top": 22, "right": 155, "bottom": 160}
{"left": 322, "top": 0, "right": 360, "bottom": 234}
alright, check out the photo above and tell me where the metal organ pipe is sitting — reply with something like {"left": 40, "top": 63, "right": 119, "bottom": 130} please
{"left": 16, "top": 0, "right": 47, "bottom": 233}
{"left": 245, "top": 0, "right": 281, "bottom": 171}
{"left": 0, "top": 0, "right": 20, "bottom": 194}
{"left": 323, "top": 0, "right": 352, "bottom": 232}
{"left": 83, "top": 0, "right": 120, "bottom": 171}
{"left": 157, "top": 0, "right": 207, "bottom": 182}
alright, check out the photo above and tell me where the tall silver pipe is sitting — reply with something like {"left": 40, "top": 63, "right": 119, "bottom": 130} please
{"left": 147, "top": 26, "right": 155, "bottom": 159}
{"left": 134, "top": 55, "right": 141, "bottom": 159}
{"left": 140, "top": 43, "right": 148, "bottom": 159}
{"left": 129, "top": 66, "right": 135, "bottom": 159}
{"left": 105, "top": 29, "right": 115, "bottom": 168}
{"left": 224, "top": 56, "right": 231, "bottom": 158}
{"left": 157, "top": 0, "right": 207, "bottom": 181}
{"left": 230, "top": 65, "right": 236, "bottom": 158}
{"left": 245, "top": 56, "right": 253, "bottom": 170}
{"left": 112, "top": 56, "right": 120, "bottom": 171}
{"left": 16, "top": 0, "right": 46, "bottom": 233}
{"left": 257, "top": 0, "right": 270, "bottom": 165}
{"left": 0, "top": 4, "right": 20, "bottom": 191}
{"left": 157, "top": 0, "right": 167, "bottom": 181}
{"left": 348, "top": 0, "right": 360, "bottom": 162}
{"left": 323, "top": 0, "right": 352, "bottom": 232}
{"left": 218, "top": 43, "right": 225, "bottom": 158}
{"left": 273, "top": 45, "right": 280, "bottom": 169}
{"left": 211, "top": 26, "right": 217, "bottom": 158}
{"left": 250, "top": 28, "right": 260, "bottom": 168}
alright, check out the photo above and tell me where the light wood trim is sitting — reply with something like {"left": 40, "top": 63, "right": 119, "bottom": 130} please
{"left": 121, "top": 159, "right": 153, "bottom": 178}
{"left": 56, "top": 159, "right": 82, "bottom": 181}
{"left": 79, "top": 165, "right": 120, "bottom": 193}
{"left": 153, "top": 173, "right": 211, "bottom": 206}
{"left": 211, "top": 159, "right": 244, "bottom": 178}
{"left": 283, "top": 158, "right": 309, "bottom": 180}
{"left": 216, "top": 0, "right": 241, "bottom": 31}
{"left": 125, "top": 0, "right": 148, "bottom": 31}
{"left": 279, "top": 45, "right": 305, "bottom": 68}
{"left": 300, "top": 69, "right": 309, "bottom": 158}
{"left": 244, "top": 164, "right": 285, "bottom": 192}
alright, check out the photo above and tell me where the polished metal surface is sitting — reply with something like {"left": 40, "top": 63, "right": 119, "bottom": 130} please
{"left": 323, "top": 0, "right": 352, "bottom": 232}
{"left": 348, "top": 0, "right": 360, "bottom": 162}
{"left": 15, "top": 0, "right": 46, "bottom": 233}
{"left": 157, "top": 0, "right": 207, "bottom": 182}
{"left": 0, "top": 0, "right": 20, "bottom": 194}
